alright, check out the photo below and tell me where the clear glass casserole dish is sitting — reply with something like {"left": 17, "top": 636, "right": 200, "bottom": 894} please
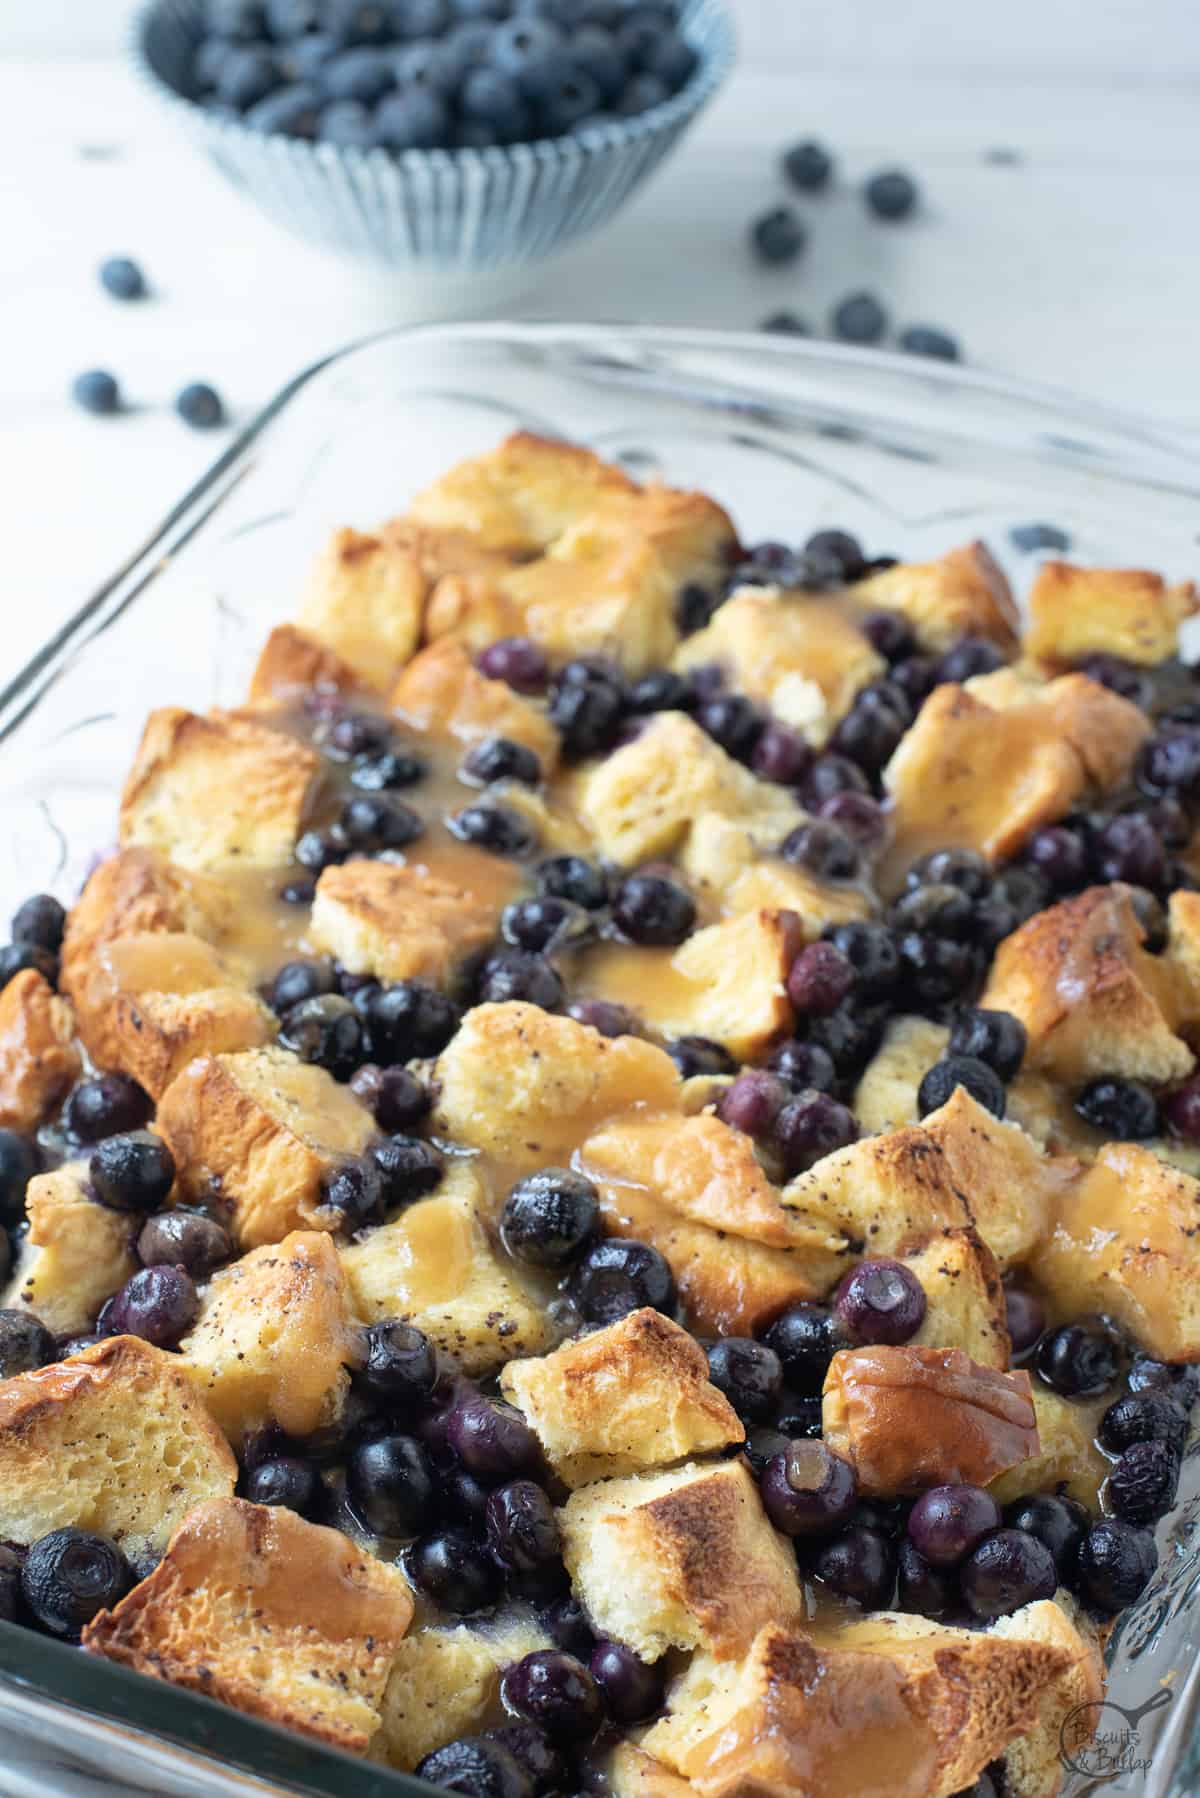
{"left": 0, "top": 323, "right": 1198, "bottom": 1798}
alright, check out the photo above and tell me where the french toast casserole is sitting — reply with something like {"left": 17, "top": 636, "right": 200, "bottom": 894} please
{"left": 0, "top": 429, "right": 1196, "bottom": 1798}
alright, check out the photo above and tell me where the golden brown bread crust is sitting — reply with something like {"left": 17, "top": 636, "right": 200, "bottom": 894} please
{"left": 0, "top": 970, "right": 80, "bottom": 1131}
{"left": 782, "top": 1126, "right": 972, "bottom": 1263}
{"left": 390, "top": 637, "right": 559, "bottom": 767}
{"left": 500, "top": 1308, "right": 744, "bottom": 1487}
{"left": 296, "top": 523, "right": 428, "bottom": 687}
{"left": 408, "top": 430, "right": 641, "bottom": 552}
{"left": 247, "top": 622, "right": 370, "bottom": 706}
{"left": 822, "top": 1345, "right": 1039, "bottom": 1494}
{"left": 852, "top": 541, "right": 1021, "bottom": 653}
{"left": 83, "top": 1498, "right": 413, "bottom": 1754}
{"left": 310, "top": 855, "right": 518, "bottom": 987}
{"left": 918, "top": 1087, "right": 1075, "bottom": 1271}
{"left": 903, "top": 1227, "right": 1010, "bottom": 1368}
{"left": 988, "top": 1388, "right": 1109, "bottom": 1511}
{"left": 99, "top": 969, "right": 277, "bottom": 1102}
{"left": 378, "top": 1614, "right": 552, "bottom": 1771}
{"left": 1024, "top": 560, "right": 1199, "bottom": 666}
{"left": 990, "top": 1596, "right": 1105, "bottom": 1798}
{"left": 654, "top": 907, "right": 803, "bottom": 1062}
{"left": 1, "top": 1160, "right": 137, "bottom": 1336}
{"left": 0, "top": 1336, "right": 236, "bottom": 1551}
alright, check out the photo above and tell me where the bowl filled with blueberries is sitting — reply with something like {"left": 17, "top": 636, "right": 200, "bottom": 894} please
{"left": 133, "top": 0, "right": 735, "bottom": 293}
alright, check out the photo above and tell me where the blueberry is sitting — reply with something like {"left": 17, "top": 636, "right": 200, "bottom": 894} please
{"left": 1136, "top": 726, "right": 1200, "bottom": 801}
{"left": 176, "top": 383, "right": 225, "bottom": 429}
{"left": 568, "top": 1237, "right": 676, "bottom": 1325}
{"left": 704, "top": 1338, "right": 782, "bottom": 1423}
{"left": 72, "top": 370, "right": 120, "bottom": 416}
{"left": 478, "top": 637, "right": 549, "bottom": 694}
{"left": 137, "top": 1210, "right": 231, "bottom": 1276}
{"left": 715, "top": 1070, "right": 789, "bottom": 1140}
{"left": 936, "top": 635, "right": 1005, "bottom": 684}
{"left": 369, "top": 1135, "right": 443, "bottom": 1208}
{"left": 808, "top": 998, "right": 890, "bottom": 1074}
{"left": 501, "top": 1650, "right": 603, "bottom": 1743}
{"left": 98, "top": 256, "right": 146, "bottom": 302}
{"left": 293, "top": 827, "right": 346, "bottom": 874}
{"left": 487, "top": 1723, "right": 565, "bottom": 1794}
{"left": 491, "top": 17, "right": 564, "bottom": 78}
{"left": 896, "top": 1537, "right": 955, "bottom": 1617}
{"left": 268, "top": 956, "right": 336, "bottom": 1013}
{"left": 831, "top": 291, "right": 888, "bottom": 345}
{"left": 906, "top": 1484, "right": 1001, "bottom": 1566}
{"left": 1036, "top": 1321, "right": 1120, "bottom": 1398}
{"left": 21, "top": 1530, "right": 133, "bottom": 1641}
{"left": 1128, "top": 1357, "right": 1200, "bottom": 1407}
{"left": 417, "top": 1738, "right": 532, "bottom": 1798}
{"left": 501, "top": 1168, "right": 598, "bottom": 1267}
{"left": 89, "top": 1131, "right": 175, "bottom": 1214}
{"left": 612, "top": 874, "right": 695, "bottom": 946}
{"left": 359, "top": 1320, "right": 438, "bottom": 1408}
{"left": 349, "top": 1064, "right": 430, "bottom": 1133}
{"left": 0, "top": 1546, "right": 22, "bottom": 1623}
{"left": 279, "top": 994, "right": 368, "bottom": 1079}
{"left": 948, "top": 1008, "right": 1026, "bottom": 1081}
{"left": 376, "top": 86, "right": 452, "bottom": 146}
{"left": 548, "top": 661, "right": 626, "bottom": 757}
{"left": 960, "top": 1527, "right": 1057, "bottom": 1620}
{"left": 628, "top": 669, "right": 692, "bottom": 715}
{"left": 266, "top": 0, "right": 321, "bottom": 34}
{"left": 1009, "top": 521, "right": 1072, "bottom": 554}
{"left": 864, "top": 168, "right": 918, "bottom": 220}
{"left": 676, "top": 582, "right": 717, "bottom": 632}
{"left": 589, "top": 1640, "right": 664, "bottom": 1723}
{"left": 458, "top": 67, "right": 531, "bottom": 140}
{"left": 1101, "top": 1390, "right": 1189, "bottom": 1457}
{"left": 774, "top": 1090, "right": 859, "bottom": 1176}
{"left": 1025, "top": 824, "right": 1088, "bottom": 891}
{"left": 1003, "top": 1493, "right": 1088, "bottom": 1581}
{"left": 0, "top": 1130, "right": 38, "bottom": 1225}
{"left": 752, "top": 722, "right": 813, "bottom": 785}
{"left": 350, "top": 747, "right": 425, "bottom": 790}
{"left": 63, "top": 1073, "right": 152, "bottom": 1143}
{"left": 666, "top": 1035, "right": 736, "bottom": 1079}
{"left": 217, "top": 44, "right": 280, "bottom": 108}
{"left": 1075, "top": 1518, "right": 1157, "bottom": 1613}
{"left": 1078, "top": 653, "right": 1152, "bottom": 709}
{"left": 760, "top": 1441, "right": 857, "bottom": 1537}
{"left": 1092, "top": 813, "right": 1165, "bottom": 888}
{"left": 328, "top": 0, "right": 393, "bottom": 44}
{"left": 860, "top": 608, "right": 915, "bottom": 661}
{"left": 805, "top": 528, "right": 867, "bottom": 580}
{"left": 1106, "top": 1439, "right": 1180, "bottom": 1525}
{"left": 348, "top": 1433, "right": 438, "bottom": 1535}
{"left": 566, "top": 997, "right": 638, "bottom": 1037}
{"left": 341, "top": 792, "right": 424, "bottom": 851}
{"left": 447, "top": 1395, "right": 540, "bottom": 1478}
{"left": 695, "top": 693, "right": 763, "bottom": 763}
{"left": 779, "top": 820, "right": 861, "bottom": 883}
{"left": 367, "top": 980, "right": 460, "bottom": 1061}
{"left": 245, "top": 1456, "right": 321, "bottom": 1515}
{"left": 1003, "top": 1287, "right": 1045, "bottom": 1360}
{"left": 831, "top": 690, "right": 908, "bottom": 772}
{"left": 1074, "top": 1077, "right": 1159, "bottom": 1140}
{"left": 540, "top": 1593, "right": 595, "bottom": 1658}
{"left": 823, "top": 922, "right": 899, "bottom": 996}
{"left": 786, "top": 942, "right": 855, "bottom": 1016}
{"left": 323, "top": 46, "right": 395, "bottom": 100}
{"left": 207, "top": 0, "right": 267, "bottom": 34}
{"left": 763, "top": 1302, "right": 843, "bottom": 1392}
{"left": 99, "top": 1265, "right": 199, "bottom": 1348}
{"left": 0, "top": 940, "right": 57, "bottom": 991}
{"left": 751, "top": 206, "right": 806, "bottom": 266}
{"left": 801, "top": 753, "right": 873, "bottom": 807}
{"left": 475, "top": 948, "right": 564, "bottom": 1009}
{"left": 245, "top": 80, "right": 323, "bottom": 133}
{"left": 571, "top": 25, "right": 627, "bottom": 100}
{"left": 782, "top": 138, "right": 832, "bottom": 192}
{"left": 917, "top": 1055, "right": 1006, "bottom": 1120}
{"left": 536, "top": 855, "right": 608, "bottom": 909}
{"left": 391, "top": 39, "right": 461, "bottom": 94}
{"left": 899, "top": 324, "right": 959, "bottom": 361}
{"left": 486, "top": 1479, "right": 561, "bottom": 1572}
{"left": 889, "top": 654, "right": 938, "bottom": 710}
{"left": 391, "top": 0, "right": 451, "bottom": 34}
{"left": 810, "top": 1525, "right": 896, "bottom": 1608}
{"left": 642, "top": 29, "right": 696, "bottom": 90}
{"left": 319, "top": 1157, "right": 386, "bottom": 1231}
{"left": 0, "top": 1309, "right": 56, "bottom": 1379}
{"left": 283, "top": 30, "right": 340, "bottom": 79}
{"left": 462, "top": 736, "right": 542, "bottom": 786}
{"left": 835, "top": 1259, "right": 926, "bottom": 1346}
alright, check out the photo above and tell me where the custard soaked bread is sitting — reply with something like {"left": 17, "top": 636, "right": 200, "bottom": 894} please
{"left": 0, "top": 431, "right": 1196, "bottom": 1791}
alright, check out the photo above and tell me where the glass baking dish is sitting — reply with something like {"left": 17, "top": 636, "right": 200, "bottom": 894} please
{"left": 1, "top": 323, "right": 1198, "bottom": 1798}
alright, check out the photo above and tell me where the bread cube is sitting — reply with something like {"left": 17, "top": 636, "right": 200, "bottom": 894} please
{"left": 500, "top": 1308, "right": 743, "bottom": 1487}
{"left": 903, "top": 1228, "right": 1009, "bottom": 1368}
{"left": 988, "top": 1387, "right": 1109, "bottom": 1512}
{"left": 0, "top": 1335, "right": 235, "bottom": 1552}
{"left": 432, "top": 1002, "right": 681, "bottom": 1174}
{"left": 560, "top": 1459, "right": 802, "bottom": 1662}
{"left": 408, "top": 431, "right": 639, "bottom": 552}
{"left": 851, "top": 540, "right": 1020, "bottom": 653}
{"left": 390, "top": 637, "right": 559, "bottom": 767}
{"left": 340, "top": 1162, "right": 549, "bottom": 1376}
{"left": 84, "top": 1498, "right": 412, "bottom": 1754}
{"left": 720, "top": 851, "right": 870, "bottom": 931}
{"left": 980, "top": 884, "right": 1193, "bottom": 1086}
{"left": 378, "top": 1613, "right": 549, "bottom": 1770}
{"left": 1, "top": 1160, "right": 137, "bottom": 1337}
{"left": 853, "top": 1014, "right": 950, "bottom": 1134}
{"left": 297, "top": 524, "right": 425, "bottom": 687}
{"left": 181, "top": 1231, "right": 363, "bottom": 1444}
{"left": 1165, "top": 887, "right": 1200, "bottom": 1023}
{"left": 782, "top": 1126, "right": 972, "bottom": 1263}
{"left": 608, "top": 1745, "right": 692, "bottom": 1798}
{"left": 0, "top": 969, "right": 80, "bottom": 1132}
{"left": 1024, "top": 560, "right": 1199, "bottom": 667}
{"left": 822, "top": 1345, "right": 1039, "bottom": 1495}
{"left": 990, "top": 1596, "right": 1106, "bottom": 1798}
{"left": 309, "top": 856, "right": 516, "bottom": 988}
{"left": 120, "top": 707, "right": 324, "bottom": 871}
{"left": 919, "top": 1087, "right": 1072, "bottom": 1271}
{"left": 247, "top": 622, "right": 369, "bottom": 706}
{"left": 157, "top": 1044, "right": 375, "bottom": 1249}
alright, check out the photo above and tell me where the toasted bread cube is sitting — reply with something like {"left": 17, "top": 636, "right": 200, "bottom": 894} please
{"left": 181, "top": 1231, "right": 362, "bottom": 1444}
{"left": 673, "top": 591, "right": 884, "bottom": 743}
{"left": 247, "top": 622, "right": 369, "bottom": 706}
{"left": 157, "top": 1045, "right": 375, "bottom": 1249}
{"left": 822, "top": 1345, "right": 1039, "bottom": 1495}
{"left": 581, "top": 1111, "right": 844, "bottom": 1335}
{"left": 297, "top": 524, "right": 425, "bottom": 687}
{"left": 84, "top": 1498, "right": 412, "bottom": 1754}
{"left": 1165, "top": 887, "right": 1200, "bottom": 1023}
{"left": 408, "top": 431, "right": 639, "bottom": 552}
{"left": 782, "top": 1127, "right": 972, "bottom": 1263}
{"left": 0, "top": 1335, "right": 235, "bottom": 1552}
{"left": 608, "top": 1745, "right": 692, "bottom": 1798}
{"left": 988, "top": 1387, "right": 1109, "bottom": 1511}
{"left": 391, "top": 638, "right": 559, "bottom": 768}
{"left": 1, "top": 1160, "right": 137, "bottom": 1337}
{"left": 500, "top": 1309, "right": 743, "bottom": 1487}
{"left": 721, "top": 851, "right": 870, "bottom": 931}
{"left": 980, "top": 885, "right": 1193, "bottom": 1086}
{"left": 919, "top": 1087, "right": 1072, "bottom": 1271}
{"left": 561, "top": 1459, "right": 802, "bottom": 1662}
{"left": 120, "top": 708, "right": 324, "bottom": 871}
{"left": 309, "top": 856, "right": 516, "bottom": 988}
{"left": 0, "top": 970, "right": 80, "bottom": 1132}
{"left": 432, "top": 1002, "right": 681, "bottom": 1173}
{"left": 340, "top": 1164, "right": 549, "bottom": 1376}
{"left": 639, "top": 1614, "right": 1069, "bottom": 1798}
{"left": 1025, "top": 561, "right": 1199, "bottom": 667}
{"left": 378, "top": 1614, "right": 549, "bottom": 1770}
{"left": 853, "top": 1015, "right": 950, "bottom": 1134}
{"left": 573, "top": 712, "right": 798, "bottom": 868}
{"left": 1031, "top": 1142, "right": 1200, "bottom": 1362}
{"left": 990, "top": 1596, "right": 1106, "bottom": 1798}
{"left": 903, "top": 1228, "right": 1009, "bottom": 1368}
{"left": 852, "top": 541, "right": 1020, "bottom": 653}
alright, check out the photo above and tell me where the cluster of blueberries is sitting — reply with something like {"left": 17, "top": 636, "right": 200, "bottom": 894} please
{"left": 72, "top": 257, "right": 226, "bottom": 427}
{"left": 189, "top": 0, "right": 698, "bottom": 152}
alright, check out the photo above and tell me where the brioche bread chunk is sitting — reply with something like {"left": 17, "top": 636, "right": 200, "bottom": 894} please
{"left": 378, "top": 1613, "right": 550, "bottom": 1770}
{"left": 580, "top": 1110, "right": 844, "bottom": 1336}
{"left": 120, "top": 707, "right": 324, "bottom": 871}
{"left": 1031, "top": 1142, "right": 1200, "bottom": 1363}
{"left": 247, "top": 622, "right": 369, "bottom": 706}
{"left": 980, "top": 884, "right": 1193, "bottom": 1086}
{"left": 672, "top": 590, "right": 885, "bottom": 743}
{"left": 296, "top": 523, "right": 431, "bottom": 687}
{"left": 637, "top": 1613, "right": 1069, "bottom": 1798}
{"left": 990, "top": 1596, "right": 1106, "bottom": 1798}
{"left": 84, "top": 1498, "right": 413, "bottom": 1754}
{"left": 408, "top": 431, "right": 640, "bottom": 552}
{"left": 988, "top": 1387, "right": 1109, "bottom": 1512}
{"left": 851, "top": 541, "right": 1020, "bottom": 653}
{"left": 156, "top": 1045, "right": 375, "bottom": 1249}
{"left": 715, "top": 842, "right": 871, "bottom": 930}
{"left": 1025, "top": 561, "right": 1199, "bottom": 667}
{"left": 309, "top": 855, "right": 517, "bottom": 987}
{"left": 853, "top": 1015, "right": 951, "bottom": 1134}
{"left": 560, "top": 1459, "right": 802, "bottom": 1662}
{"left": 902, "top": 1228, "right": 1009, "bottom": 1368}
{"left": 390, "top": 637, "right": 559, "bottom": 767}
{"left": 181, "top": 1231, "right": 362, "bottom": 1444}
{"left": 0, "top": 1336, "right": 235, "bottom": 1552}
{"left": 0, "top": 969, "right": 80, "bottom": 1132}
{"left": 822, "top": 1345, "right": 1039, "bottom": 1495}
{"left": 782, "top": 1126, "right": 972, "bottom": 1263}
{"left": 918, "top": 1087, "right": 1073, "bottom": 1271}
{"left": 608, "top": 1745, "right": 693, "bottom": 1798}
{"left": 432, "top": 1003, "right": 681, "bottom": 1174}
{"left": 1, "top": 1160, "right": 137, "bottom": 1337}
{"left": 500, "top": 1308, "right": 743, "bottom": 1487}
{"left": 340, "top": 1163, "right": 549, "bottom": 1375}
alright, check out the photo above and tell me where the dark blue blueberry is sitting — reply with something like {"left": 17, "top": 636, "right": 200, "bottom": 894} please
{"left": 760, "top": 1440, "right": 857, "bottom": 1537}
{"left": 937, "top": 635, "right": 1005, "bottom": 683}
{"left": 340, "top": 792, "right": 424, "bottom": 850}
{"left": 860, "top": 607, "right": 914, "bottom": 660}
{"left": 459, "top": 66, "right": 532, "bottom": 139}
{"left": 328, "top": 0, "right": 394, "bottom": 44}
{"left": 540, "top": 1593, "right": 595, "bottom": 1658}
{"left": 176, "top": 382, "right": 225, "bottom": 429}
{"left": 779, "top": 820, "right": 860, "bottom": 882}
{"left": 349, "top": 748, "right": 425, "bottom": 793}
{"left": 762, "top": 1302, "right": 843, "bottom": 1392}
{"left": 99, "top": 1265, "right": 199, "bottom": 1348}
{"left": 716, "top": 1070, "right": 789, "bottom": 1139}
{"left": 831, "top": 290, "right": 888, "bottom": 344}
{"left": 320, "top": 1157, "right": 386, "bottom": 1232}
{"left": 571, "top": 25, "right": 626, "bottom": 100}
{"left": 1036, "top": 1321, "right": 1121, "bottom": 1398}
{"left": 0, "top": 1309, "right": 55, "bottom": 1379}
{"left": 462, "top": 736, "right": 542, "bottom": 786}
{"left": 319, "top": 96, "right": 377, "bottom": 148}
{"left": 696, "top": 693, "right": 763, "bottom": 761}
{"left": 899, "top": 324, "right": 959, "bottom": 361}
{"left": 1092, "top": 813, "right": 1165, "bottom": 887}
{"left": 1075, "top": 1519, "right": 1157, "bottom": 1613}
{"left": 1075, "top": 1077, "right": 1159, "bottom": 1140}
{"left": 245, "top": 1456, "right": 321, "bottom": 1515}
{"left": 391, "top": 39, "right": 462, "bottom": 93}
{"left": 810, "top": 1525, "right": 896, "bottom": 1608}
{"left": 751, "top": 206, "right": 806, "bottom": 266}
{"left": 72, "top": 370, "right": 120, "bottom": 415}
{"left": 417, "top": 1738, "right": 532, "bottom": 1798}
{"left": 760, "top": 310, "right": 811, "bottom": 335}
{"left": 136, "top": 1209, "right": 231, "bottom": 1277}
{"left": 206, "top": 0, "right": 267, "bottom": 38}
{"left": 548, "top": 661, "right": 627, "bottom": 757}
{"left": 897, "top": 1537, "right": 954, "bottom": 1617}
{"left": 613, "top": 7, "right": 673, "bottom": 64}
{"left": 589, "top": 1640, "right": 664, "bottom": 1723}
{"left": 1106, "top": 1440, "right": 1180, "bottom": 1525}
{"left": 194, "top": 36, "right": 233, "bottom": 88}
{"left": 409, "top": 1530, "right": 504, "bottom": 1613}
{"left": 705, "top": 1338, "right": 782, "bottom": 1423}
{"left": 752, "top": 723, "right": 813, "bottom": 785}
{"left": 367, "top": 979, "right": 460, "bottom": 1060}
{"left": 501, "top": 1168, "right": 598, "bottom": 1267}
{"left": 676, "top": 582, "right": 717, "bottom": 632}
{"left": 533, "top": 57, "right": 602, "bottom": 134}
{"left": 349, "top": 1063, "right": 430, "bottom": 1132}
{"left": 535, "top": 854, "right": 608, "bottom": 910}
{"left": 475, "top": 948, "right": 564, "bottom": 1008}
{"left": 774, "top": 1090, "right": 859, "bottom": 1175}
{"left": 446, "top": 1394, "right": 539, "bottom": 1478}
{"left": 568, "top": 1237, "right": 676, "bottom": 1325}
{"left": 376, "top": 86, "right": 452, "bottom": 146}
{"left": 500, "top": 1650, "right": 603, "bottom": 1744}
{"left": 245, "top": 79, "right": 322, "bottom": 133}
{"left": 628, "top": 670, "right": 692, "bottom": 714}
{"left": 0, "top": 1130, "right": 37, "bottom": 1226}
{"left": 907, "top": 1484, "right": 1000, "bottom": 1566}
{"left": 805, "top": 528, "right": 867, "bottom": 580}
{"left": 666, "top": 1035, "right": 736, "bottom": 1078}
{"left": 0, "top": 941, "right": 57, "bottom": 989}
{"left": 279, "top": 994, "right": 368, "bottom": 1079}
{"left": 835, "top": 1259, "right": 927, "bottom": 1346}
{"left": 360, "top": 1320, "right": 438, "bottom": 1406}
{"left": 823, "top": 921, "right": 900, "bottom": 996}
{"left": 1101, "top": 1390, "right": 1190, "bottom": 1455}
{"left": 1025, "top": 823, "right": 1088, "bottom": 891}
{"left": 62, "top": 1073, "right": 151, "bottom": 1144}
{"left": 98, "top": 257, "right": 146, "bottom": 301}
{"left": 1003, "top": 1287, "right": 1045, "bottom": 1360}
{"left": 782, "top": 138, "right": 832, "bottom": 191}
{"left": 269, "top": 956, "right": 336, "bottom": 1013}
{"left": 323, "top": 47, "right": 395, "bottom": 100}
{"left": 491, "top": 16, "right": 564, "bottom": 78}
{"left": 486, "top": 1479, "right": 561, "bottom": 1572}
{"left": 917, "top": 1055, "right": 1006, "bottom": 1120}
{"left": 1003, "top": 1493, "right": 1088, "bottom": 1581}
{"left": 216, "top": 44, "right": 280, "bottom": 108}
{"left": 612, "top": 873, "right": 695, "bottom": 946}
{"left": 948, "top": 1008, "right": 1026, "bottom": 1081}
{"left": 801, "top": 752, "right": 870, "bottom": 807}
{"left": 864, "top": 168, "right": 918, "bottom": 220}
{"left": 960, "top": 1528, "right": 1057, "bottom": 1620}
{"left": 369, "top": 1135, "right": 444, "bottom": 1208}
{"left": 896, "top": 930, "right": 978, "bottom": 1007}
{"left": 266, "top": 0, "right": 322, "bottom": 35}
{"left": 282, "top": 30, "right": 340, "bottom": 79}
{"left": 391, "top": 0, "right": 452, "bottom": 34}
{"left": 830, "top": 687, "right": 908, "bottom": 772}
{"left": 348, "top": 1433, "right": 438, "bottom": 1534}
{"left": 89, "top": 1131, "right": 175, "bottom": 1214}
{"left": 21, "top": 1530, "right": 133, "bottom": 1641}
{"left": 487, "top": 1723, "right": 565, "bottom": 1794}
{"left": 1009, "top": 521, "right": 1072, "bottom": 554}
{"left": 11, "top": 894, "right": 66, "bottom": 953}
{"left": 450, "top": 801, "right": 537, "bottom": 856}
{"left": 642, "top": 30, "right": 696, "bottom": 89}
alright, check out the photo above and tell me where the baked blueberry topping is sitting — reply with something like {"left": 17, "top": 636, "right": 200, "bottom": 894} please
{"left": 1036, "top": 1321, "right": 1121, "bottom": 1398}
{"left": 906, "top": 1485, "right": 1000, "bottom": 1567}
{"left": 349, "top": 1063, "right": 430, "bottom": 1132}
{"left": 568, "top": 1238, "right": 676, "bottom": 1326}
{"left": 21, "top": 1530, "right": 133, "bottom": 1640}
{"left": 704, "top": 1337, "right": 782, "bottom": 1423}
{"left": 1106, "top": 1440, "right": 1181, "bottom": 1525}
{"left": 368, "top": 1135, "right": 443, "bottom": 1209}
{"left": 11, "top": 894, "right": 66, "bottom": 952}
{"left": 98, "top": 1265, "right": 199, "bottom": 1347}
{"left": 461, "top": 736, "right": 543, "bottom": 787}
{"left": 367, "top": 980, "right": 460, "bottom": 1061}
{"left": 960, "top": 1528, "right": 1057, "bottom": 1619}
{"left": 477, "top": 637, "right": 550, "bottom": 694}
{"left": 500, "top": 896, "right": 588, "bottom": 953}
{"left": 1003, "top": 1493, "right": 1088, "bottom": 1581}
{"left": 278, "top": 993, "right": 369, "bottom": 1078}
{"left": 0, "top": 941, "right": 59, "bottom": 989}
{"left": 809, "top": 1525, "right": 897, "bottom": 1608}
{"left": 767, "top": 1037, "right": 837, "bottom": 1094}
{"left": 774, "top": 1090, "right": 859, "bottom": 1174}
{"left": 244, "top": 1457, "right": 321, "bottom": 1516}
{"left": 417, "top": 1737, "right": 532, "bottom": 1798}
{"left": 0, "top": 1309, "right": 56, "bottom": 1379}
{"left": 535, "top": 854, "right": 609, "bottom": 910}
{"left": 763, "top": 1302, "right": 844, "bottom": 1393}
{"left": 348, "top": 1433, "right": 438, "bottom": 1535}
{"left": 474, "top": 948, "right": 564, "bottom": 1009}
{"left": 589, "top": 1639, "right": 664, "bottom": 1723}
{"left": 485, "top": 1480, "right": 561, "bottom": 1574}
{"left": 947, "top": 1007, "right": 1026, "bottom": 1080}
{"left": 835, "top": 1259, "right": 926, "bottom": 1345}
{"left": 715, "top": 1070, "right": 789, "bottom": 1139}
{"left": 449, "top": 802, "right": 537, "bottom": 857}
{"left": 1074, "top": 1077, "right": 1160, "bottom": 1140}
{"left": 501, "top": 1649, "right": 603, "bottom": 1743}
{"left": 89, "top": 1131, "right": 176, "bottom": 1214}
{"left": 611, "top": 873, "right": 695, "bottom": 946}
{"left": 760, "top": 1441, "right": 858, "bottom": 1537}
{"left": 136, "top": 1209, "right": 231, "bottom": 1276}
{"left": 896, "top": 1538, "right": 954, "bottom": 1618}
{"left": 500, "top": 1168, "right": 599, "bottom": 1268}
{"left": 665, "top": 1034, "right": 736, "bottom": 1078}
{"left": 0, "top": 1129, "right": 38, "bottom": 1224}
{"left": 446, "top": 1395, "right": 539, "bottom": 1479}
{"left": 1075, "top": 1518, "right": 1157, "bottom": 1612}
{"left": 1003, "top": 1288, "right": 1045, "bottom": 1361}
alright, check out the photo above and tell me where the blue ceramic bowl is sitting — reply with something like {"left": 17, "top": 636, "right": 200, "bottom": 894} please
{"left": 132, "top": 0, "right": 736, "bottom": 290}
